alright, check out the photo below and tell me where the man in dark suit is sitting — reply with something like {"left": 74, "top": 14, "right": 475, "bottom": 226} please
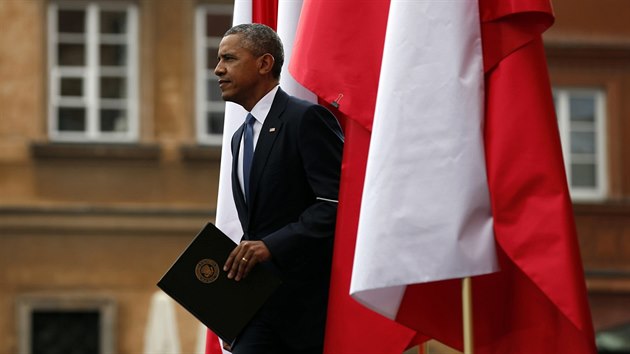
{"left": 215, "top": 23, "right": 344, "bottom": 354}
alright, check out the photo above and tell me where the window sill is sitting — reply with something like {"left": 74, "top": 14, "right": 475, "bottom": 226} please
{"left": 31, "top": 142, "right": 161, "bottom": 160}
{"left": 573, "top": 201, "right": 630, "bottom": 216}
{"left": 180, "top": 144, "right": 222, "bottom": 162}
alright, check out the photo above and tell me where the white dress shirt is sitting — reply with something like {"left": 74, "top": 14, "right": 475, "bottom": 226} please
{"left": 237, "top": 85, "right": 280, "bottom": 198}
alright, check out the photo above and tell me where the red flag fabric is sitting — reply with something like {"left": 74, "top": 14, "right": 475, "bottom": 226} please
{"left": 326, "top": 117, "right": 418, "bottom": 353}
{"left": 291, "top": 1, "right": 417, "bottom": 353}
{"left": 291, "top": 0, "right": 597, "bottom": 353}
{"left": 291, "top": 0, "right": 391, "bottom": 129}
{"left": 205, "top": 330, "right": 223, "bottom": 354}
{"left": 252, "top": 0, "right": 277, "bottom": 30}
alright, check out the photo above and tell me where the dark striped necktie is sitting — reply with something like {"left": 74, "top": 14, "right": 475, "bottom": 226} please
{"left": 243, "top": 113, "right": 256, "bottom": 203}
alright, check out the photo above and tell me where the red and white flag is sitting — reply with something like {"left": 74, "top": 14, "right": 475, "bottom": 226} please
{"left": 291, "top": 0, "right": 597, "bottom": 353}
{"left": 350, "top": 0, "right": 497, "bottom": 318}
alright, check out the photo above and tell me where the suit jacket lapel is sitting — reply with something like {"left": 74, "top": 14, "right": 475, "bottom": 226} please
{"left": 248, "top": 89, "right": 288, "bottom": 213}
{"left": 231, "top": 123, "right": 248, "bottom": 222}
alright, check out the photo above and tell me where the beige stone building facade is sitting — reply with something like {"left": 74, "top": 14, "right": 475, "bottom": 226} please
{"left": 544, "top": 0, "right": 630, "bottom": 350}
{"left": 1, "top": 0, "right": 229, "bottom": 352}
{"left": 1, "top": 0, "right": 629, "bottom": 353}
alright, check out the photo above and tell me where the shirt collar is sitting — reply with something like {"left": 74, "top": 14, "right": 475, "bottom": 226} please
{"left": 249, "top": 85, "right": 280, "bottom": 124}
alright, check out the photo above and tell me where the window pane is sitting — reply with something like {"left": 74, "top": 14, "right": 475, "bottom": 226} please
{"left": 100, "top": 44, "right": 126, "bottom": 66}
{"left": 571, "top": 131, "right": 595, "bottom": 154}
{"left": 60, "top": 78, "right": 83, "bottom": 97}
{"left": 58, "top": 10, "right": 85, "bottom": 33}
{"left": 571, "top": 163, "right": 596, "bottom": 187}
{"left": 206, "top": 79, "right": 222, "bottom": 101}
{"left": 100, "top": 77, "right": 126, "bottom": 98}
{"left": 32, "top": 311, "right": 100, "bottom": 354}
{"left": 206, "top": 14, "right": 233, "bottom": 36}
{"left": 100, "top": 11, "right": 127, "bottom": 34}
{"left": 596, "top": 323, "right": 630, "bottom": 352}
{"left": 207, "top": 47, "right": 219, "bottom": 70}
{"left": 58, "top": 107, "right": 86, "bottom": 131}
{"left": 58, "top": 44, "right": 85, "bottom": 66}
{"left": 100, "top": 109, "right": 127, "bottom": 132}
{"left": 49, "top": 4, "right": 137, "bottom": 142}
{"left": 570, "top": 96, "right": 595, "bottom": 122}
{"left": 207, "top": 112, "right": 224, "bottom": 135}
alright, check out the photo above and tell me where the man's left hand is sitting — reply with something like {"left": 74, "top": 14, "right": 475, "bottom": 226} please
{"left": 223, "top": 240, "right": 271, "bottom": 281}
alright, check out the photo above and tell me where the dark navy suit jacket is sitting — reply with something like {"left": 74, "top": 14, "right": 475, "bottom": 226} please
{"left": 231, "top": 88, "right": 344, "bottom": 349}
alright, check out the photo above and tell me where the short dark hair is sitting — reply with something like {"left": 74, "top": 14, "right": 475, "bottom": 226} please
{"left": 224, "top": 23, "right": 284, "bottom": 79}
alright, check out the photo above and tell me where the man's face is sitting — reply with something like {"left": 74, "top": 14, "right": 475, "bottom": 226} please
{"left": 214, "top": 34, "right": 261, "bottom": 108}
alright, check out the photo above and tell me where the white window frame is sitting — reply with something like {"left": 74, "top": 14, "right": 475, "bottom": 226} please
{"left": 195, "top": 4, "right": 233, "bottom": 145}
{"left": 48, "top": 1, "right": 139, "bottom": 143}
{"left": 17, "top": 294, "right": 116, "bottom": 354}
{"left": 554, "top": 88, "right": 607, "bottom": 201}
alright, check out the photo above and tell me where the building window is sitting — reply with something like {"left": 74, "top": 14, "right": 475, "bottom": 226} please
{"left": 17, "top": 294, "right": 116, "bottom": 354}
{"left": 195, "top": 5, "right": 233, "bottom": 145}
{"left": 48, "top": 1, "right": 139, "bottom": 142}
{"left": 597, "top": 323, "right": 630, "bottom": 353}
{"left": 554, "top": 88, "right": 607, "bottom": 201}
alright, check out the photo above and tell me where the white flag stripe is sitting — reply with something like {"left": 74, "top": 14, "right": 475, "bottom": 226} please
{"left": 232, "top": 0, "right": 252, "bottom": 24}
{"left": 214, "top": 0, "right": 253, "bottom": 244}
{"left": 350, "top": 0, "right": 498, "bottom": 316}
{"left": 278, "top": 0, "right": 317, "bottom": 103}
{"left": 215, "top": 102, "right": 248, "bottom": 243}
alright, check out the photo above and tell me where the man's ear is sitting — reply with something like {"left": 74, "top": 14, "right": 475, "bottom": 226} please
{"left": 258, "top": 53, "right": 275, "bottom": 75}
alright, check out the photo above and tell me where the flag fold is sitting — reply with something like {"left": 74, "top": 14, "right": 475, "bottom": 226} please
{"left": 350, "top": 0, "right": 498, "bottom": 320}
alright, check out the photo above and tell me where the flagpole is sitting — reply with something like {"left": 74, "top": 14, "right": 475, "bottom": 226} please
{"left": 462, "top": 277, "right": 474, "bottom": 354}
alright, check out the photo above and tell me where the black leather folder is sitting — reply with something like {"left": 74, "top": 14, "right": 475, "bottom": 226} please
{"left": 157, "top": 222, "right": 281, "bottom": 344}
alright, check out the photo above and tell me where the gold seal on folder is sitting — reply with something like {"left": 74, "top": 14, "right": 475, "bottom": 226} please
{"left": 195, "top": 259, "right": 220, "bottom": 284}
